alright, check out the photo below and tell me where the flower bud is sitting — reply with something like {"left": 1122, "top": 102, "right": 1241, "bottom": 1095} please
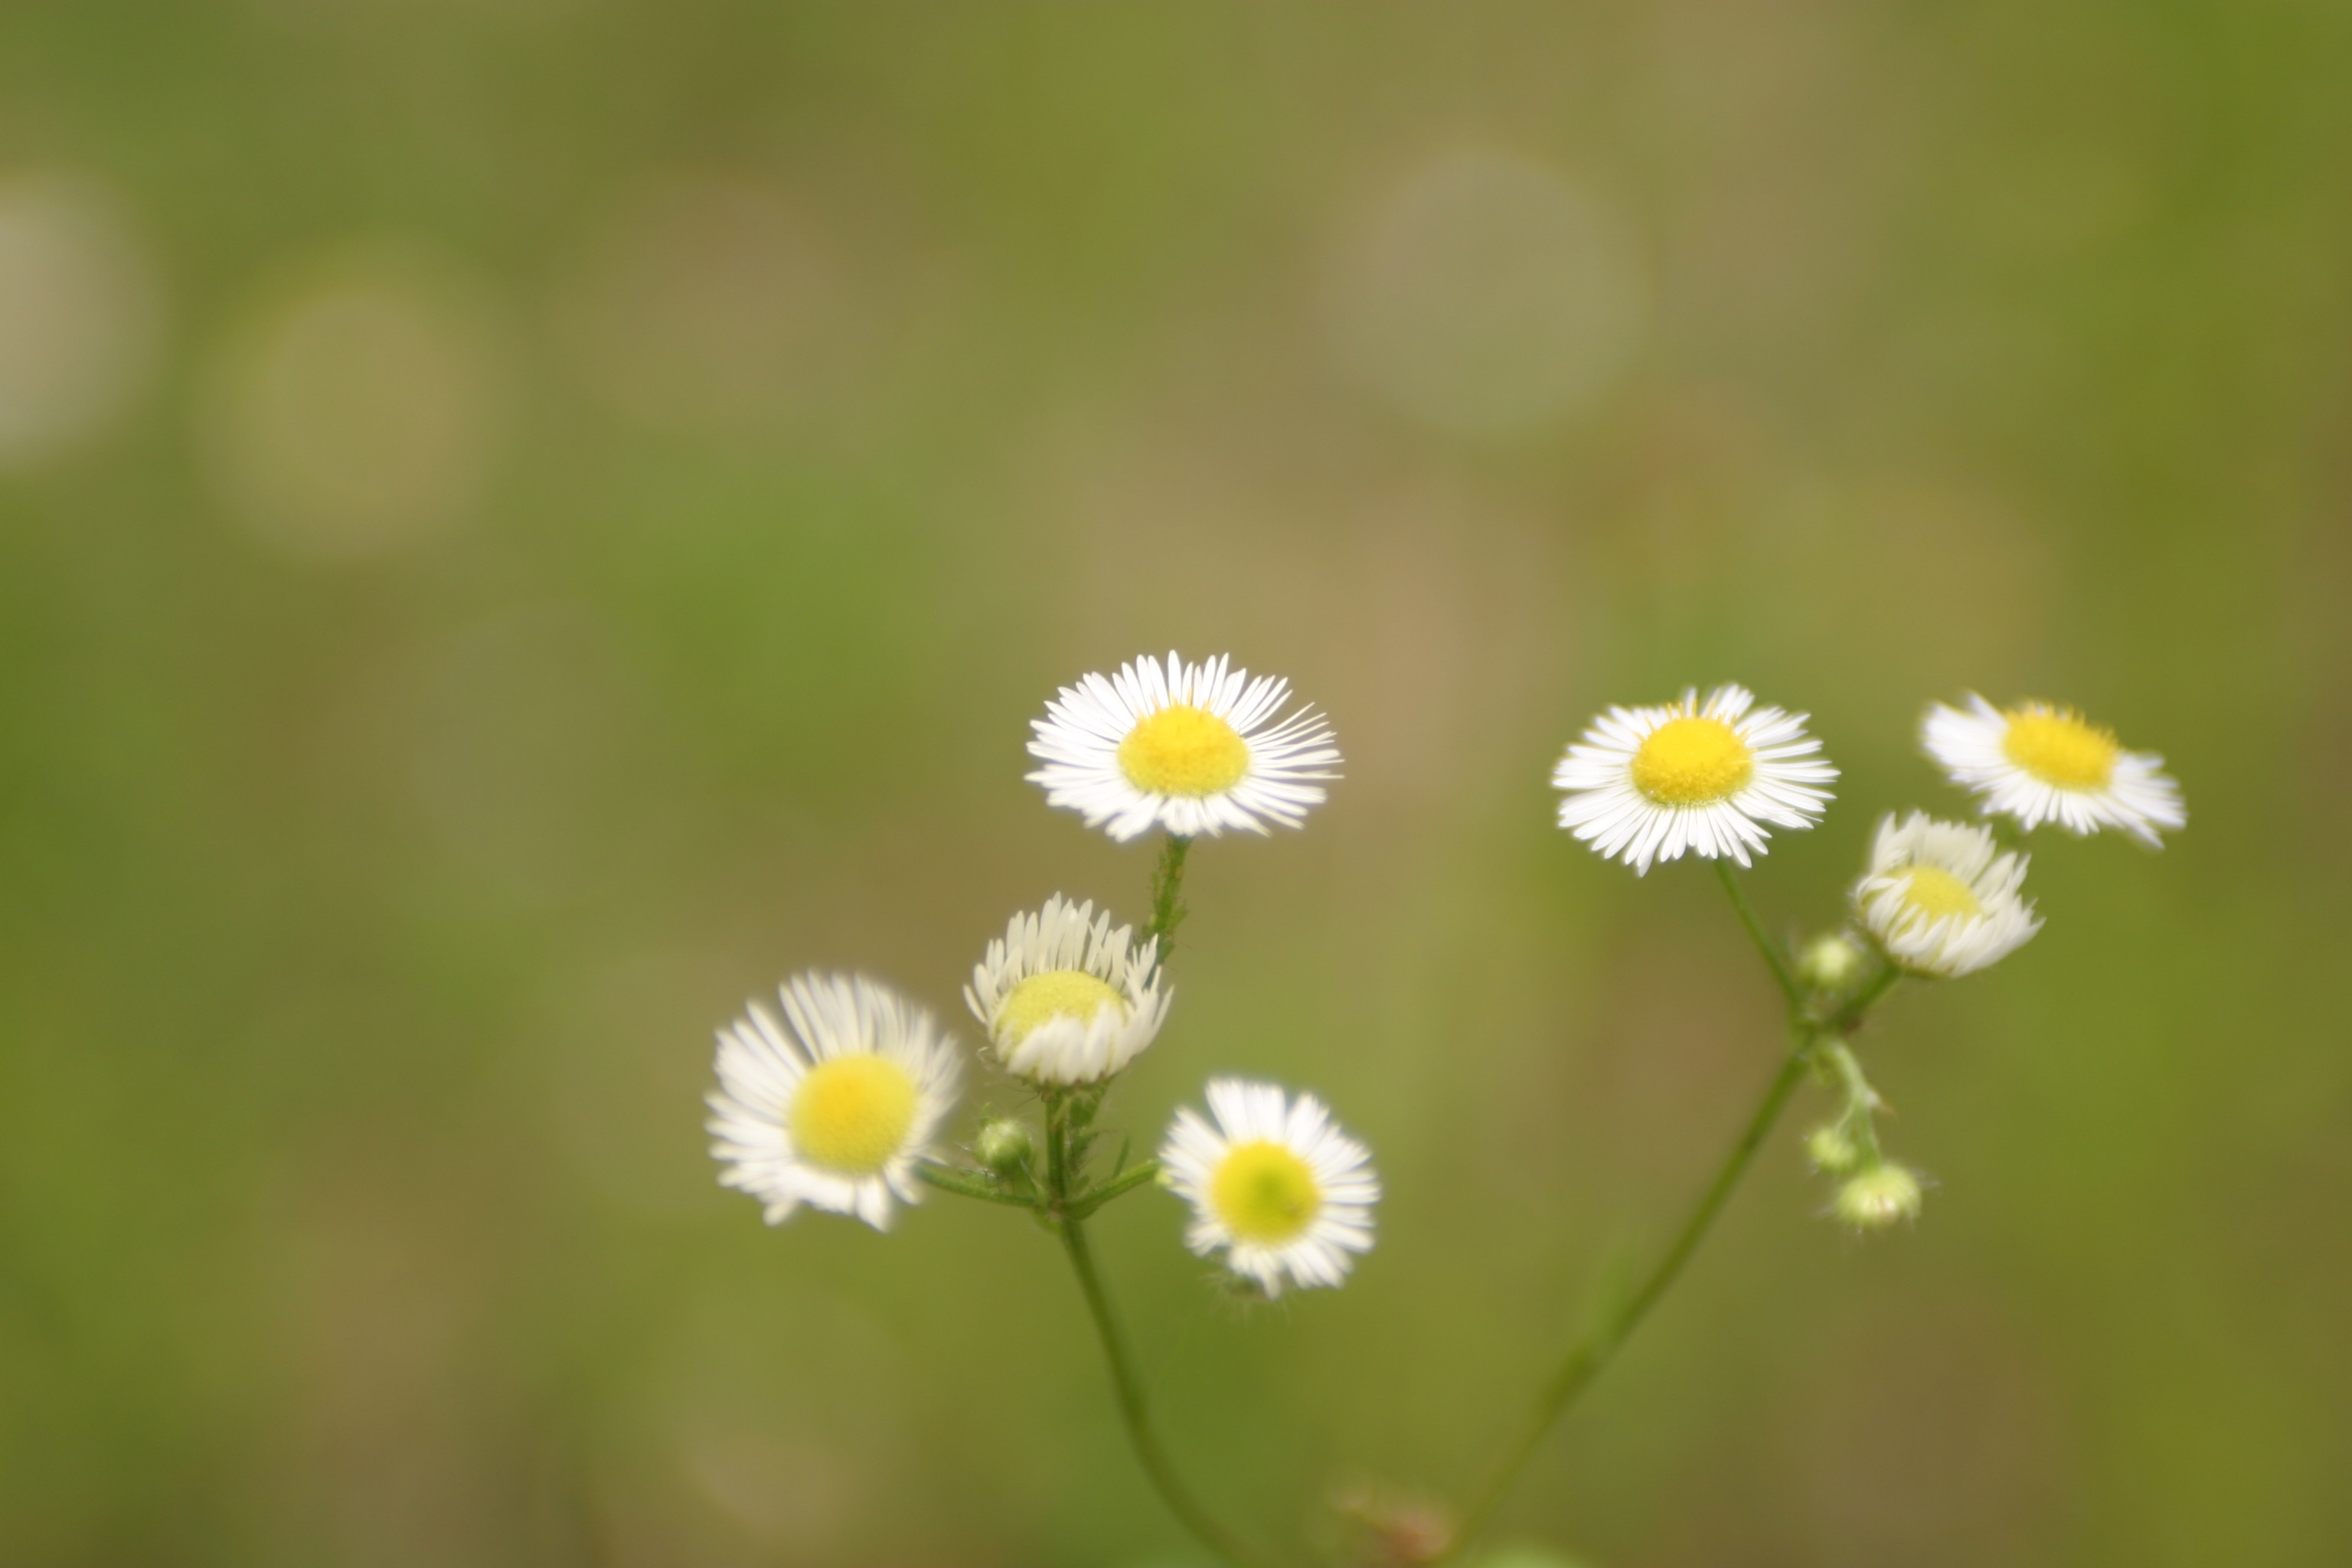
{"left": 1834, "top": 1165, "right": 1924, "bottom": 1230}
{"left": 1798, "top": 932, "right": 1867, "bottom": 993}
{"left": 973, "top": 1118, "right": 1034, "bottom": 1178}
{"left": 1805, "top": 1124, "right": 1863, "bottom": 1174}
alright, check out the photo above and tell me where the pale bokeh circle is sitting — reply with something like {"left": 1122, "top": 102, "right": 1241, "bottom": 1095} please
{"left": 0, "top": 173, "right": 162, "bottom": 469}
{"left": 1329, "top": 148, "right": 1648, "bottom": 438}
{"left": 206, "top": 246, "right": 506, "bottom": 560}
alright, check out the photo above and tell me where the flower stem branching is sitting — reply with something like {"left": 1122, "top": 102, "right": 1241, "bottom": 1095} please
{"left": 923, "top": 1079, "right": 1267, "bottom": 1566}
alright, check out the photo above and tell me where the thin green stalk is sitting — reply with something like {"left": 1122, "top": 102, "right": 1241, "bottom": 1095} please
{"left": 913, "top": 1163, "right": 1036, "bottom": 1208}
{"left": 1044, "top": 1088, "right": 1070, "bottom": 1197}
{"left": 1831, "top": 962, "right": 1902, "bottom": 1030}
{"left": 1058, "top": 1217, "right": 1282, "bottom": 1568}
{"left": 1147, "top": 834, "right": 1191, "bottom": 967}
{"left": 1067, "top": 1157, "right": 1163, "bottom": 1220}
{"left": 1444, "top": 1033, "right": 1817, "bottom": 1557}
{"left": 1713, "top": 859, "right": 1803, "bottom": 1011}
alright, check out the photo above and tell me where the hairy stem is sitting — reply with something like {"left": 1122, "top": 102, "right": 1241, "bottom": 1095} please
{"left": 1147, "top": 834, "right": 1192, "bottom": 968}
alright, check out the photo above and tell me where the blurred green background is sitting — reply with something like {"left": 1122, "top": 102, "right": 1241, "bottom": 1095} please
{"left": 3, "top": 4, "right": 2348, "bottom": 1566}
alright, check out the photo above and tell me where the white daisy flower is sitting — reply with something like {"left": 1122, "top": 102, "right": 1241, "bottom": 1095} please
{"left": 1854, "top": 812, "right": 2042, "bottom": 978}
{"left": 1922, "top": 694, "right": 2185, "bottom": 846}
{"left": 1159, "top": 1078, "right": 1378, "bottom": 1297}
{"left": 707, "top": 972, "right": 962, "bottom": 1232}
{"left": 1551, "top": 684, "right": 1838, "bottom": 874}
{"left": 964, "top": 894, "right": 1172, "bottom": 1086}
{"left": 1026, "top": 652, "right": 1341, "bottom": 841}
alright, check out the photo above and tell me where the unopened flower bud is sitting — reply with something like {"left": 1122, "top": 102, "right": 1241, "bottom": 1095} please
{"left": 1798, "top": 932, "right": 1867, "bottom": 993}
{"left": 973, "top": 1119, "right": 1034, "bottom": 1177}
{"left": 1834, "top": 1165, "right": 1924, "bottom": 1230}
{"left": 1805, "top": 1124, "right": 1863, "bottom": 1174}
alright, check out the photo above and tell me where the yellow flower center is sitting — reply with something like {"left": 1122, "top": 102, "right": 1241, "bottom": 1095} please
{"left": 789, "top": 1055, "right": 918, "bottom": 1176}
{"left": 2001, "top": 706, "right": 2118, "bottom": 790}
{"left": 1118, "top": 704, "right": 1250, "bottom": 797}
{"left": 1210, "top": 1140, "right": 1322, "bottom": 1245}
{"left": 1899, "top": 864, "right": 1982, "bottom": 921}
{"left": 1630, "top": 716, "right": 1754, "bottom": 805}
{"left": 995, "top": 969, "right": 1127, "bottom": 1043}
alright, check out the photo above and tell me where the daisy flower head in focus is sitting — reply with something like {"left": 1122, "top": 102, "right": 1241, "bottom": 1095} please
{"left": 707, "top": 972, "right": 962, "bottom": 1232}
{"left": 1159, "top": 1078, "right": 1378, "bottom": 1298}
{"left": 965, "top": 894, "right": 1171, "bottom": 1086}
{"left": 1922, "top": 695, "right": 2184, "bottom": 847}
{"left": 1026, "top": 652, "right": 1341, "bottom": 841}
{"left": 1552, "top": 684, "right": 1838, "bottom": 874}
{"left": 1854, "top": 812, "right": 2042, "bottom": 978}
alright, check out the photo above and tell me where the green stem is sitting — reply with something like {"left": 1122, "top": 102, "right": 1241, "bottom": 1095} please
{"left": 1044, "top": 1089, "right": 1070, "bottom": 1197}
{"left": 1818, "top": 1040, "right": 1886, "bottom": 1165}
{"left": 1059, "top": 1218, "right": 1280, "bottom": 1568}
{"left": 1446, "top": 1032, "right": 1818, "bottom": 1557}
{"left": 1713, "top": 860, "right": 1803, "bottom": 1012}
{"left": 913, "top": 1162, "right": 1037, "bottom": 1209}
{"left": 1067, "top": 1157, "right": 1163, "bottom": 1221}
{"left": 1147, "top": 834, "right": 1192, "bottom": 968}
{"left": 1831, "top": 963, "right": 1902, "bottom": 1031}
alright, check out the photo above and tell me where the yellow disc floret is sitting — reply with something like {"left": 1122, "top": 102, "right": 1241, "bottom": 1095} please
{"left": 995, "top": 969, "right": 1127, "bottom": 1044}
{"left": 2001, "top": 704, "right": 2118, "bottom": 790}
{"left": 1210, "top": 1140, "right": 1322, "bottom": 1245}
{"left": 1899, "top": 864, "right": 1983, "bottom": 921}
{"left": 1630, "top": 716, "right": 1754, "bottom": 805}
{"left": 789, "top": 1055, "right": 919, "bottom": 1176}
{"left": 1118, "top": 704, "right": 1250, "bottom": 797}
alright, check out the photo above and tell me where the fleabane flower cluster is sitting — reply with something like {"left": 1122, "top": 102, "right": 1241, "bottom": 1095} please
{"left": 700, "top": 657, "right": 2189, "bottom": 1555}
{"left": 706, "top": 652, "right": 1377, "bottom": 1299}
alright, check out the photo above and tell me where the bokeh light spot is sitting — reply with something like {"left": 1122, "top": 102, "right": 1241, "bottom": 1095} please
{"left": 0, "top": 172, "right": 160, "bottom": 469}
{"left": 1329, "top": 148, "right": 1648, "bottom": 437}
{"left": 205, "top": 245, "right": 505, "bottom": 559}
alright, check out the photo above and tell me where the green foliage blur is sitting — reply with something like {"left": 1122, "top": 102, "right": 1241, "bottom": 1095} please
{"left": 3, "top": 5, "right": 2348, "bottom": 1566}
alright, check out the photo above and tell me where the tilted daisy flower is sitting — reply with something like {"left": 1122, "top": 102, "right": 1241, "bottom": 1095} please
{"left": 1159, "top": 1078, "right": 1378, "bottom": 1297}
{"left": 964, "top": 894, "right": 1172, "bottom": 1085}
{"left": 1854, "top": 812, "right": 2042, "bottom": 978}
{"left": 1552, "top": 684, "right": 1838, "bottom": 874}
{"left": 1026, "top": 652, "right": 1341, "bottom": 841}
{"left": 707, "top": 972, "right": 962, "bottom": 1231}
{"left": 1922, "top": 694, "right": 2185, "bottom": 847}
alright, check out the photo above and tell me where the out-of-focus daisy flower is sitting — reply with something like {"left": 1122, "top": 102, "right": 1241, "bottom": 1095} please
{"left": 1026, "top": 652, "right": 1341, "bottom": 841}
{"left": 965, "top": 894, "right": 1171, "bottom": 1085}
{"left": 1159, "top": 1078, "right": 1377, "bottom": 1297}
{"left": 1854, "top": 812, "right": 2041, "bottom": 978}
{"left": 1552, "top": 684, "right": 1838, "bottom": 874}
{"left": 707, "top": 972, "right": 961, "bottom": 1231}
{"left": 1922, "top": 695, "right": 2184, "bottom": 847}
